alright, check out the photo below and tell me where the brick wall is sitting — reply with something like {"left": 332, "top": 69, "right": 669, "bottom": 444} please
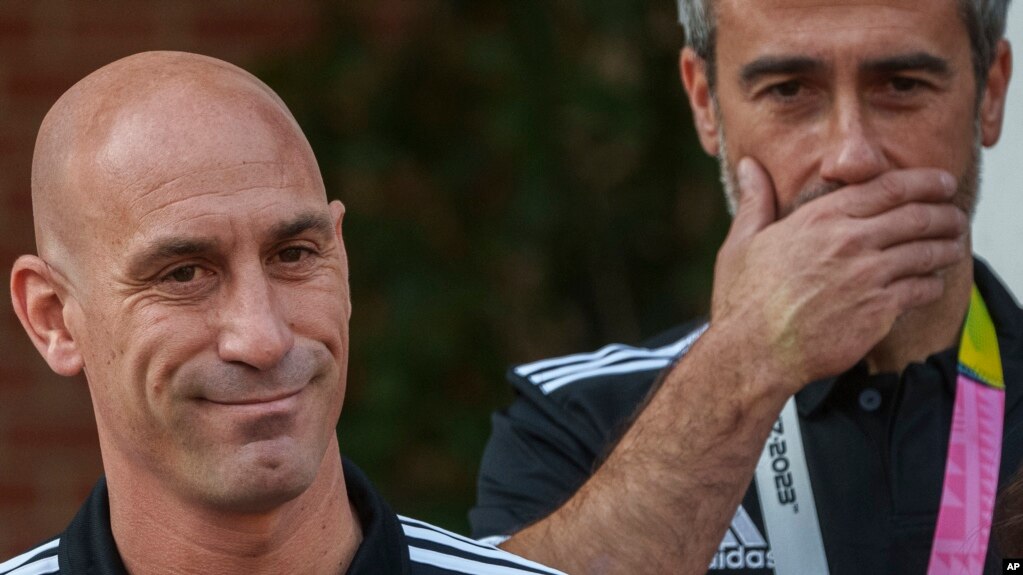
{"left": 0, "top": 1, "right": 322, "bottom": 556}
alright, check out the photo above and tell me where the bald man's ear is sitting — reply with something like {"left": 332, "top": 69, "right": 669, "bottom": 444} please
{"left": 10, "top": 256, "right": 84, "bottom": 376}
{"left": 329, "top": 200, "right": 352, "bottom": 320}
{"left": 680, "top": 47, "right": 721, "bottom": 156}
{"left": 329, "top": 199, "right": 346, "bottom": 240}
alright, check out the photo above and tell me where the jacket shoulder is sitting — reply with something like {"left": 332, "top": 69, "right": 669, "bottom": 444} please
{"left": 508, "top": 320, "right": 708, "bottom": 399}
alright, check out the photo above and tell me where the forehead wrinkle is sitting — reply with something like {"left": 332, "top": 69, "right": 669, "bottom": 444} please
{"left": 129, "top": 209, "right": 229, "bottom": 241}
{"left": 123, "top": 161, "right": 306, "bottom": 218}
{"left": 126, "top": 182, "right": 307, "bottom": 244}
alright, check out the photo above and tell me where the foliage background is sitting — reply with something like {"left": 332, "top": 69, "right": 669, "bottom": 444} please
{"left": 261, "top": 0, "right": 728, "bottom": 532}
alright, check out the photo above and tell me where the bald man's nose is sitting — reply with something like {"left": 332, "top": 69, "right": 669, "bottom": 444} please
{"left": 217, "top": 272, "right": 294, "bottom": 371}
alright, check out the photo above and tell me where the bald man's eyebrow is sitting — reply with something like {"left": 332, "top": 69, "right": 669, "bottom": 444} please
{"left": 269, "top": 212, "right": 334, "bottom": 244}
{"left": 126, "top": 238, "right": 219, "bottom": 278}
{"left": 124, "top": 213, "right": 333, "bottom": 279}
{"left": 860, "top": 52, "right": 951, "bottom": 78}
{"left": 740, "top": 56, "right": 826, "bottom": 89}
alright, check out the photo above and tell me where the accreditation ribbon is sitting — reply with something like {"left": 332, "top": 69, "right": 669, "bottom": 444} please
{"left": 927, "top": 285, "right": 1005, "bottom": 575}
{"left": 752, "top": 285, "right": 1005, "bottom": 575}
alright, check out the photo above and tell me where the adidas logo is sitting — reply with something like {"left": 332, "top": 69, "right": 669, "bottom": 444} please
{"left": 708, "top": 505, "right": 775, "bottom": 571}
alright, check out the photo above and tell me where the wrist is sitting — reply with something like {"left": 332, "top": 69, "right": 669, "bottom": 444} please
{"left": 687, "top": 322, "right": 799, "bottom": 412}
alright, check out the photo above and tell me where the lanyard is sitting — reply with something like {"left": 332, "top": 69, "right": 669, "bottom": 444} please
{"left": 927, "top": 286, "right": 1004, "bottom": 574}
{"left": 754, "top": 398, "right": 828, "bottom": 575}
{"left": 750, "top": 285, "right": 1005, "bottom": 575}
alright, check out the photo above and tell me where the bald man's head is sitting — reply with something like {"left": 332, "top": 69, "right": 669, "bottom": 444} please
{"left": 13, "top": 51, "right": 350, "bottom": 513}
{"left": 32, "top": 51, "right": 323, "bottom": 279}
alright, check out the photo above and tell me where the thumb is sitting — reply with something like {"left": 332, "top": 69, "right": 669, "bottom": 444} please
{"left": 727, "top": 157, "right": 777, "bottom": 245}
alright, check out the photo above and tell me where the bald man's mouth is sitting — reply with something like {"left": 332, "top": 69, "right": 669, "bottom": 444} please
{"left": 204, "top": 387, "right": 304, "bottom": 406}
{"left": 177, "top": 344, "right": 328, "bottom": 408}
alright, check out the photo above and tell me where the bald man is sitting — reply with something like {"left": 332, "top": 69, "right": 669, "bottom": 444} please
{"left": 1, "top": 52, "right": 564, "bottom": 575}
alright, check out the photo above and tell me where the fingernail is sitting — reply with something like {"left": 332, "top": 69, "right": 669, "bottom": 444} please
{"left": 941, "top": 173, "right": 956, "bottom": 193}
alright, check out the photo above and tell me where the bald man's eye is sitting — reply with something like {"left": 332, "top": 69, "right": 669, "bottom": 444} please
{"left": 159, "top": 265, "right": 212, "bottom": 286}
{"left": 268, "top": 245, "right": 322, "bottom": 279}
{"left": 271, "top": 245, "right": 318, "bottom": 266}
{"left": 169, "top": 266, "right": 196, "bottom": 282}
{"left": 154, "top": 264, "right": 216, "bottom": 298}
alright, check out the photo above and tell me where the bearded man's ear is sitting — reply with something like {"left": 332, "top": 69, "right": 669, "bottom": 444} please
{"left": 681, "top": 47, "right": 722, "bottom": 156}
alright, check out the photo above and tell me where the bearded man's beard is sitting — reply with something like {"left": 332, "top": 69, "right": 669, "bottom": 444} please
{"left": 715, "top": 127, "right": 981, "bottom": 220}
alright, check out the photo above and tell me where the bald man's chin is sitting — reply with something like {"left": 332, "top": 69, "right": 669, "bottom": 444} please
{"left": 184, "top": 438, "right": 327, "bottom": 515}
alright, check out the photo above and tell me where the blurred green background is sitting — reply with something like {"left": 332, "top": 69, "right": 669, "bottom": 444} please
{"left": 259, "top": 0, "right": 728, "bottom": 533}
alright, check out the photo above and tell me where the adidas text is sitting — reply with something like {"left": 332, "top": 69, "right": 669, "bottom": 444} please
{"left": 709, "top": 547, "right": 776, "bottom": 571}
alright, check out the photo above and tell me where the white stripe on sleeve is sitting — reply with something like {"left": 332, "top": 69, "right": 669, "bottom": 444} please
{"left": 8, "top": 556, "right": 59, "bottom": 575}
{"left": 404, "top": 526, "right": 550, "bottom": 571}
{"left": 513, "top": 343, "right": 633, "bottom": 377}
{"left": 539, "top": 357, "right": 674, "bottom": 394}
{"left": 527, "top": 327, "right": 706, "bottom": 384}
{"left": 408, "top": 547, "right": 565, "bottom": 575}
{"left": 522, "top": 324, "right": 708, "bottom": 394}
{"left": 0, "top": 540, "right": 59, "bottom": 574}
{"left": 476, "top": 535, "right": 511, "bottom": 547}
{"left": 400, "top": 516, "right": 564, "bottom": 574}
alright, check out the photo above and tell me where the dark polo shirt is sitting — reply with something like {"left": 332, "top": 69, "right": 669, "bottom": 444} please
{"left": 471, "top": 258, "right": 1023, "bottom": 574}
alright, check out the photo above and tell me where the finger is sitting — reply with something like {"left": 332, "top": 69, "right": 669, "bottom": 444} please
{"left": 835, "top": 169, "right": 957, "bottom": 218}
{"left": 886, "top": 274, "right": 947, "bottom": 312}
{"left": 853, "top": 202, "right": 968, "bottom": 249}
{"left": 725, "top": 157, "right": 777, "bottom": 246}
{"left": 876, "top": 237, "right": 967, "bottom": 285}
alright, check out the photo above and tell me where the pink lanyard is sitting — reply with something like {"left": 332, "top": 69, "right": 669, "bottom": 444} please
{"left": 928, "top": 286, "right": 1005, "bottom": 574}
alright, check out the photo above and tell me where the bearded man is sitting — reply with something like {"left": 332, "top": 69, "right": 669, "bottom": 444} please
{"left": 470, "top": 2, "right": 1020, "bottom": 574}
